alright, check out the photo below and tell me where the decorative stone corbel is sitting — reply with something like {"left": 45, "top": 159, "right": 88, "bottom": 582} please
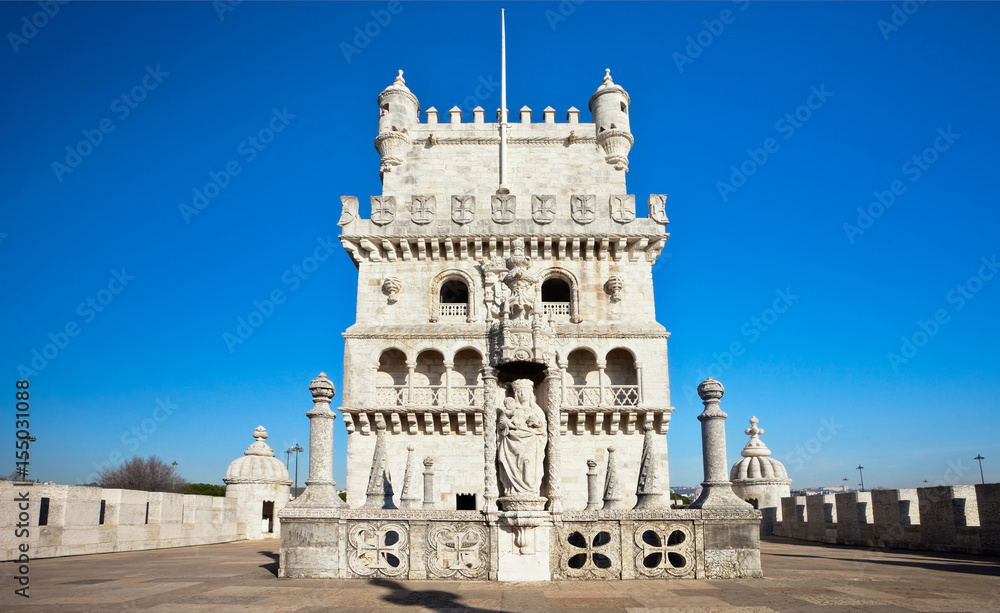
{"left": 382, "top": 277, "right": 401, "bottom": 305}
{"left": 605, "top": 275, "right": 624, "bottom": 303}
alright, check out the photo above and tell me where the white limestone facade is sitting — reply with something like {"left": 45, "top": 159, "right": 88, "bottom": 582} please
{"left": 338, "top": 69, "right": 672, "bottom": 511}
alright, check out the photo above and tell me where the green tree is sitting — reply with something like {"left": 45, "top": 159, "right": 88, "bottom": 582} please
{"left": 182, "top": 483, "right": 227, "bottom": 497}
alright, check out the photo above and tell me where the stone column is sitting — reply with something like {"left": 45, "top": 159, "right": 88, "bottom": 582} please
{"left": 690, "top": 378, "right": 750, "bottom": 509}
{"left": 422, "top": 457, "right": 436, "bottom": 509}
{"left": 302, "top": 372, "right": 344, "bottom": 506}
{"left": 404, "top": 362, "right": 417, "bottom": 407}
{"left": 584, "top": 459, "right": 601, "bottom": 510}
{"left": 481, "top": 367, "right": 499, "bottom": 513}
{"left": 635, "top": 361, "right": 644, "bottom": 405}
{"left": 443, "top": 361, "right": 453, "bottom": 406}
{"left": 544, "top": 365, "right": 563, "bottom": 514}
{"left": 597, "top": 362, "right": 607, "bottom": 407}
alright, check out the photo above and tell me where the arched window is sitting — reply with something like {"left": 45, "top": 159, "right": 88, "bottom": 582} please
{"left": 375, "top": 349, "right": 408, "bottom": 406}
{"left": 432, "top": 272, "right": 475, "bottom": 322}
{"left": 606, "top": 348, "right": 639, "bottom": 406}
{"left": 413, "top": 350, "right": 445, "bottom": 406}
{"left": 541, "top": 278, "right": 571, "bottom": 318}
{"left": 566, "top": 348, "right": 600, "bottom": 406}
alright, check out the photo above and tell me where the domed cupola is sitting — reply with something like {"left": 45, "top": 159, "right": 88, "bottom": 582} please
{"left": 730, "top": 416, "right": 789, "bottom": 481}
{"left": 224, "top": 426, "right": 292, "bottom": 485}
{"left": 588, "top": 68, "right": 633, "bottom": 171}
{"left": 375, "top": 70, "right": 420, "bottom": 174}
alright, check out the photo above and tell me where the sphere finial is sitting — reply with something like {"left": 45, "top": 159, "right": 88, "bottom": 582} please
{"left": 697, "top": 377, "right": 725, "bottom": 401}
{"left": 309, "top": 372, "right": 335, "bottom": 403}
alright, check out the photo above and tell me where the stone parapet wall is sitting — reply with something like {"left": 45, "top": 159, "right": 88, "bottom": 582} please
{"left": 279, "top": 507, "right": 761, "bottom": 580}
{"left": 0, "top": 482, "right": 239, "bottom": 561}
{"left": 772, "top": 484, "right": 999, "bottom": 555}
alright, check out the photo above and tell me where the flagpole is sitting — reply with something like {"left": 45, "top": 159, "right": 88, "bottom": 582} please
{"left": 499, "top": 8, "right": 508, "bottom": 192}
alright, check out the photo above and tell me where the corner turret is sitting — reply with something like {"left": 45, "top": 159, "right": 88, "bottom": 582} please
{"left": 375, "top": 70, "right": 420, "bottom": 173}
{"left": 588, "top": 68, "right": 633, "bottom": 171}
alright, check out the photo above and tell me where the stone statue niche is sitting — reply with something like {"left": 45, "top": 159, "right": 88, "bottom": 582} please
{"left": 495, "top": 378, "right": 549, "bottom": 553}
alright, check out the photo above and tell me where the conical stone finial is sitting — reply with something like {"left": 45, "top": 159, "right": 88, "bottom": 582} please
{"left": 634, "top": 425, "right": 666, "bottom": 509}
{"left": 399, "top": 445, "right": 421, "bottom": 509}
{"left": 364, "top": 425, "right": 396, "bottom": 509}
{"left": 602, "top": 447, "right": 623, "bottom": 510}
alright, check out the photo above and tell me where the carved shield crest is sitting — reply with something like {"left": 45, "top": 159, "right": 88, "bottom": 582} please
{"left": 492, "top": 194, "right": 516, "bottom": 224}
{"left": 571, "top": 194, "right": 596, "bottom": 224}
{"left": 648, "top": 194, "right": 669, "bottom": 225}
{"left": 370, "top": 196, "right": 396, "bottom": 226}
{"left": 451, "top": 195, "right": 475, "bottom": 225}
{"left": 610, "top": 194, "right": 635, "bottom": 224}
{"left": 531, "top": 195, "right": 556, "bottom": 224}
{"left": 410, "top": 195, "right": 435, "bottom": 225}
{"left": 338, "top": 195, "right": 358, "bottom": 226}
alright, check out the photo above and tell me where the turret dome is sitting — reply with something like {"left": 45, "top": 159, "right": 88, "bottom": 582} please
{"left": 730, "top": 417, "right": 790, "bottom": 481}
{"left": 224, "top": 426, "right": 292, "bottom": 485}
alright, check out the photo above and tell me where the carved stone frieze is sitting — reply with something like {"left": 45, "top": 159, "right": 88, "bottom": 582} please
{"left": 424, "top": 523, "right": 489, "bottom": 579}
{"left": 531, "top": 195, "right": 556, "bottom": 224}
{"left": 553, "top": 523, "right": 621, "bottom": 580}
{"left": 570, "top": 194, "right": 596, "bottom": 224}
{"left": 648, "top": 194, "right": 669, "bottom": 225}
{"left": 346, "top": 521, "right": 410, "bottom": 578}
{"left": 609, "top": 194, "right": 635, "bottom": 224}
{"left": 633, "top": 522, "right": 695, "bottom": 578}
{"left": 371, "top": 196, "right": 396, "bottom": 226}
{"left": 338, "top": 195, "right": 358, "bottom": 226}
{"left": 410, "top": 195, "right": 436, "bottom": 224}
{"left": 491, "top": 194, "right": 516, "bottom": 224}
{"left": 451, "top": 195, "right": 475, "bottom": 224}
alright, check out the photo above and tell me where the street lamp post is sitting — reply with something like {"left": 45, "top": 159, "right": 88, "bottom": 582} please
{"left": 842, "top": 477, "right": 849, "bottom": 492}
{"left": 290, "top": 444, "right": 304, "bottom": 496}
{"left": 974, "top": 454, "right": 985, "bottom": 485}
{"left": 284, "top": 448, "right": 293, "bottom": 470}
{"left": 856, "top": 465, "right": 865, "bottom": 492}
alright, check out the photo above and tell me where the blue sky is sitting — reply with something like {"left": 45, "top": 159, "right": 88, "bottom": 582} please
{"left": 2, "top": 1, "right": 998, "bottom": 492}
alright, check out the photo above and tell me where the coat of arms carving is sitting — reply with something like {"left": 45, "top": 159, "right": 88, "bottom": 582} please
{"left": 338, "top": 195, "right": 358, "bottom": 226}
{"left": 609, "top": 194, "right": 635, "bottom": 224}
{"left": 370, "top": 196, "right": 396, "bottom": 226}
{"left": 410, "top": 195, "right": 435, "bottom": 225}
{"left": 451, "top": 195, "right": 475, "bottom": 225}
{"left": 648, "top": 194, "right": 669, "bottom": 224}
{"left": 492, "top": 194, "right": 516, "bottom": 224}
{"left": 571, "top": 194, "right": 596, "bottom": 224}
{"left": 531, "top": 195, "right": 556, "bottom": 224}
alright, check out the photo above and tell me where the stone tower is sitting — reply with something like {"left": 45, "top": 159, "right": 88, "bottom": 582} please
{"left": 730, "top": 416, "right": 792, "bottom": 535}
{"left": 224, "top": 425, "right": 292, "bottom": 539}
{"left": 337, "top": 68, "right": 673, "bottom": 512}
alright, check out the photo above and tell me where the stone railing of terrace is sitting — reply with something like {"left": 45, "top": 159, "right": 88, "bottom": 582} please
{"left": 0, "top": 482, "right": 239, "bottom": 561}
{"left": 771, "top": 484, "right": 1000, "bottom": 555}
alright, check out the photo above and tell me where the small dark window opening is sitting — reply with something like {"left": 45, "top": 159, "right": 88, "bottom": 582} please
{"left": 99, "top": 500, "right": 106, "bottom": 525}
{"left": 610, "top": 123, "right": 617, "bottom": 129}
{"left": 262, "top": 501, "right": 275, "bottom": 533}
{"left": 542, "top": 278, "right": 571, "bottom": 302}
{"left": 747, "top": 498, "right": 759, "bottom": 509}
{"left": 144, "top": 501, "right": 149, "bottom": 525}
{"left": 440, "top": 280, "right": 469, "bottom": 304}
{"left": 39, "top": 497, "right": 49, "bottom": 526}
{"left": 456, "top": 493, "right": 476, "bottom": 510}
{"left": 620, "top": 102, "right": 627, "bottom": 112}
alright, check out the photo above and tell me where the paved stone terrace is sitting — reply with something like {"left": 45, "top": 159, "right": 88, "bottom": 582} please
{"left": 2, "top": 537, "right": 999, "bottom": 612}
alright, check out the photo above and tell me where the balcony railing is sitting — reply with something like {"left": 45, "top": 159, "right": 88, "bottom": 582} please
{"left": 374, "top": 385, "right": 484, "bottom": 407}
{"left": 541, "top": 302, "right": 571, "bottom": 316}
{"left": 439, "top": 303, "right": 468, "bottom": 317}
{"left": 565, "top": 385, "right": 639, "bottom": 407}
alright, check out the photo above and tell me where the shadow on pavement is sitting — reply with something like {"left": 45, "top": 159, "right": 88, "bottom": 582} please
{"left": 259, "top": 550, "right": 280, "bottom": 577}
{"left": 370, "top": 577, "right": 501, "bottom": 612}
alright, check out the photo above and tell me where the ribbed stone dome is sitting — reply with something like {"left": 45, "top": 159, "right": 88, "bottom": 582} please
{"left": 224, "top": 426, "right": 292, "bottom": 485}
{"left": 729, "top": 417, "right": 790, "bottom": 482}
